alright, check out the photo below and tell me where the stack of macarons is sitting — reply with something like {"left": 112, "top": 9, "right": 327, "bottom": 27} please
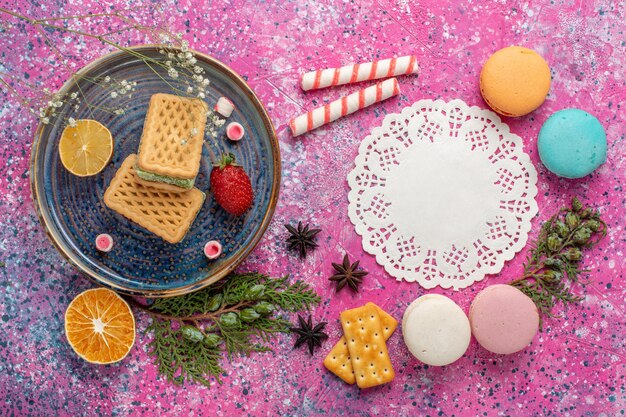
{"left": 480, "top": 45, "right": 607, "bottom": 179}
{"left": 402, "top": 285, "right": 540, "bottom": 366}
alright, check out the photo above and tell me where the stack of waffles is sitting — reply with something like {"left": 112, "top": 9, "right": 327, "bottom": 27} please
{"left": 104, "top": 94, "right": 208, "bottom": 243}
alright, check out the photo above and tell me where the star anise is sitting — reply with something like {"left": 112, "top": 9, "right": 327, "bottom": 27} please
{"left": 289, "top": 315, "right": 328, "bottom": 355}
{"left": 285, "top": 221, "right": 321, "bottom": 258}
{"left": 329, "top": 254, "right": 368, "bottom": 293}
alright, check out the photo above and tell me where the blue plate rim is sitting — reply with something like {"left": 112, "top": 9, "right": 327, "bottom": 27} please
{"left": 30, "top": 45, "right": 281, "bottom": 297}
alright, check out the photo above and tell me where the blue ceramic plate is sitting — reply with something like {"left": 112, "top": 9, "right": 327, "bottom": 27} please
{"left": 30, "top": 46, "right": 280, "bottom": 297}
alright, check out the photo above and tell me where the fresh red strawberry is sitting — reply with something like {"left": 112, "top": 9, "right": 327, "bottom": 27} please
{"left": 210, "top": 153, "right": 253, "bottom": 216}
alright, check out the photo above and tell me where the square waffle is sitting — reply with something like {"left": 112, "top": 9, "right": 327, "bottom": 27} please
{"left": 104, "top": 154, "right": 205, "bottom": 243}
{"left": 136, "top": 93, "right": 208, "bottom": 190}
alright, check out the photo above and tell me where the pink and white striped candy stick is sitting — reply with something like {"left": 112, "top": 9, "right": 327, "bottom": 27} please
{"left": 301, "top": 55, "right": 418, "bottom": 91}
{"left": 289, "top": 78, "right": 400, "bottom": 137}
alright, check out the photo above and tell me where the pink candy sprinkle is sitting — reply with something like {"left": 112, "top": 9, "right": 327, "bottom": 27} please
{"left": 204, "top": 240, "right": 222, "bottom": 260}
{"left": 95, "top": 234, "right": 113, "bottom": 252}
{"left": 226, "top": 122, "right": 245, "bottom": 141}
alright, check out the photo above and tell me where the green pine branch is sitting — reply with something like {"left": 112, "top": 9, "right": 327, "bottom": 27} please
{"left": 130, "top": 273, "right": 320, "bottom": 387}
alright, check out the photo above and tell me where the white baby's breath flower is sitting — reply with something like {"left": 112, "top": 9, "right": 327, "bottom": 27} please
{"left": 165, "top": 60, "right": 172, "bottom": 67}
{"left": 187, "top": 86, "right": 194, "bottom": 93}
{"left": 188, "top": 57, "right": 197, "bottom": 65}
{"left": 114, "top": 109, "right": 125, "bottom": 115}
{"left": 74, "top": 105, "right": 80, "bottom": 111}
{"left": 104, "top": 76, "right": 111, "bottom": 83}
{"left": 185, "top": 52, "right": 193, "bottom": 59}
{"left": 194, "top": 66, "right": 203, "bottom": 74}
{"left": 53, "top": 101, "right": 63, "bottom": 108}
{"left": 68, "top": 117, "right": 77, "bottom": 127}
{"left": 197, "top": 92, "right": 205, "bottom": 99}
{"left": 41, "top": 117, "right": 50, "bottom": 125}
{"left": 70, "top": 92, "right": 78, "bottom": 100}
{"left": 110, "top": 92, "right": 118, "bottom": 98}
{"left": 167, "top": 52, "right": 175, "bottom": 59}
{"left": 121, "top": 80, "right": 128, "bottom": 86}
{"left": 168, "top": 68, "right": 179, "bottom": 79}
{"left": 202, "top": 78, "right": 210, "bottom": 86}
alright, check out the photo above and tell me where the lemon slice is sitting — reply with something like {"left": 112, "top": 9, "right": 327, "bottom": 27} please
{"left": 58, "top": 119, "right": 114, "bottom": 176}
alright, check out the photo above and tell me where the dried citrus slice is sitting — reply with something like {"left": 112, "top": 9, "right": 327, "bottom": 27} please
{"left": 64, "top": 288, "right": 135, "bottom": 364}
{"left": 58, "top": 119, "right": 113, "bottom": 176}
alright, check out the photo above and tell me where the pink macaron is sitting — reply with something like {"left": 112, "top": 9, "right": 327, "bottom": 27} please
{"left": 469, "top": 284, "right": 539, "bottom": 355}
{"left": 203, "top": 240, "right": 222, "bottom": 260}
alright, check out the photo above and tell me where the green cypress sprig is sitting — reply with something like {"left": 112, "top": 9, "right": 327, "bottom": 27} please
{"left": 128, "top": 273, "right": 320, "bottom": 387}
{"left": 146, "top": 319, "right": 225, "bottom": 386}
{"left": 509, "top": 197, "right": 607, "bottom": 328}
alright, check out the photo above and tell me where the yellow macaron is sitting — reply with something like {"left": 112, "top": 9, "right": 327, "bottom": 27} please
{"left": 480, "top": 46, "right": 551, "bottom": 117}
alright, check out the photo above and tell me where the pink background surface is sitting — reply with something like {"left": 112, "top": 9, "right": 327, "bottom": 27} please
{"left": 1, "top": 0, "right": 625, "bottom": 416}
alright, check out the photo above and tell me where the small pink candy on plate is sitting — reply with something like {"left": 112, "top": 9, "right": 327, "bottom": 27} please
{"left": 215, "top": 97, "right": 234, "bottom": 118}
{"left": 203, "top": 240, "right": 222, "bottom": 260}
{"left": 95, "top": 234, "right": 114, "bottom": 252}
{"left": 226, "top": 122, "right": 245, "bottom": 141}
{"left": 469, "top": 284, "right": 539, "bottom": 355}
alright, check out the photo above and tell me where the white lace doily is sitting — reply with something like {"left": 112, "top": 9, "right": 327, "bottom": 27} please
{"left": 347, "top": 99, "right": 538, "bottom": 289}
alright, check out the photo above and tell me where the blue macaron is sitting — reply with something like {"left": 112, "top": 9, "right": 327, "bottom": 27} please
{"left": 538, "top": 109, "right": 607, "bottom": 179}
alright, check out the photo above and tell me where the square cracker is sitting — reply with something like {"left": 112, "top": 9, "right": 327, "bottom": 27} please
{"left": 104, "top": 154, "right": 205, "bottom": 244}
{"left": 137, "top": 93, "right": 208, "bottom": 180}
{"left": 340, "top": 303, "right": 395, "bottom": 388}
{"left": 324, "top": 303, "right": 397, "bottom": 384}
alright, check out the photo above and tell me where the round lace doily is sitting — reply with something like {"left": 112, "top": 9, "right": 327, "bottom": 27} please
{"left": 347, "top": 99, "right": 538, "bottom": 289}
